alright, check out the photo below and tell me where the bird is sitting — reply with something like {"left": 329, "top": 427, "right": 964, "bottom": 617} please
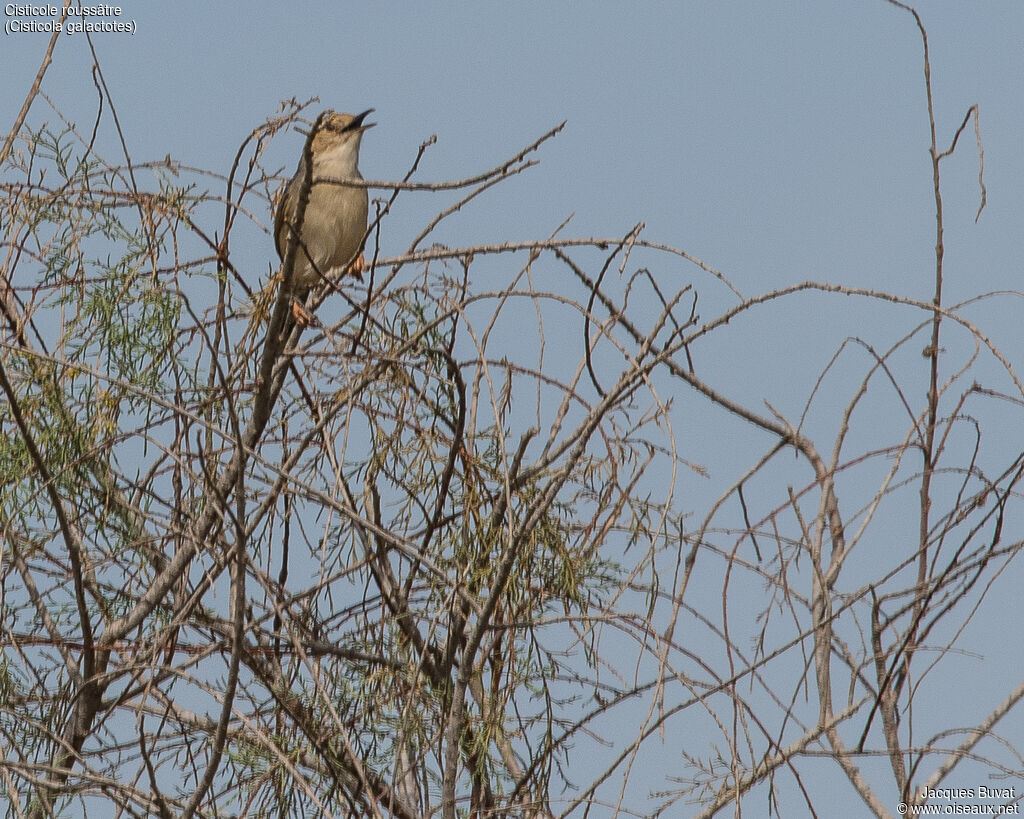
{"left": 273, "top": 108, "right": 374, "bottom": 320}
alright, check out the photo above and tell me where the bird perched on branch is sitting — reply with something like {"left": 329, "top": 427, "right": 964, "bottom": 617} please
{"left": 274, "top": 108, "right": 374, "bottom": 322}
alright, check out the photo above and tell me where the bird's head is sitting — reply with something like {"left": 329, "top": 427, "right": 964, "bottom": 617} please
{"left": 309, "top": 109, "right": 375, "bottom": 171}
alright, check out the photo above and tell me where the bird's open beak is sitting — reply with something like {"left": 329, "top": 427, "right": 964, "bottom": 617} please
{"left": 349, "top": 108, "right": 376, "bottom": 131}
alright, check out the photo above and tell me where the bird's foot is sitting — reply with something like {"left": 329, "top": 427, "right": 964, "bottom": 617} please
{"left": 346, "top": 252, "right": 366, "bottom": 281}
{"left": 291, "top": 300, "right": 315, "bottom": 326}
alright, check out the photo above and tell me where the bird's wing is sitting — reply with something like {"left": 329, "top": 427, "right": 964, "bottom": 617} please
{"left": 273, "top": 174, "right": 295, "bottom": 262}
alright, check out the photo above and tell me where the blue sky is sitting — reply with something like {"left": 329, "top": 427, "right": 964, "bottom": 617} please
{"left": 4, "top": 2, "right": 1024, "bottom": 815}
{"left": 6, "top": 3, "right": 1020, "bottom": 305}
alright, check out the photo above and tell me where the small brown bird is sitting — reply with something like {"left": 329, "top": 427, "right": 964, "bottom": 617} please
{"left": 274, "top": 109, "right": 374, "bottom": 316}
